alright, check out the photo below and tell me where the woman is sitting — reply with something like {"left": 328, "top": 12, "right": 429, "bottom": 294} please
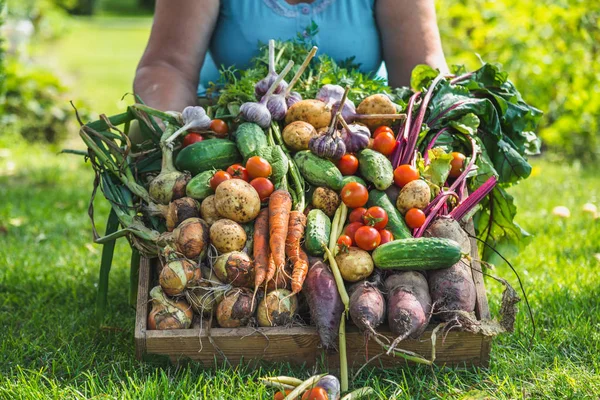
{"left": 134, "top": 0, "right": 448, "bottom": 112}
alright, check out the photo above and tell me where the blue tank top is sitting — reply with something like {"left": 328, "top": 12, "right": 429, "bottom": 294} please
{"left": 198, "top": 0, "right": 385, "bottom": 95}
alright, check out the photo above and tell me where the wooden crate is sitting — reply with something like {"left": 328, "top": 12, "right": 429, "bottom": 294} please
{"left": 135, "top": 232, "right": 491, "bottom": 368}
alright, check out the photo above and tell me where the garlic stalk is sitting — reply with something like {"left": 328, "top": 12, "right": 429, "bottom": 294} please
{"left": 164, "top": 106, "right": 211, "bottom": 145}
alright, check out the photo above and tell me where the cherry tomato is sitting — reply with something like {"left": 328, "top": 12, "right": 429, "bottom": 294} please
{"left": 250, "top": 177, "right": 274, "bottom": 201}
{"left": 349, "top": 207, "right": 368, "bottom": 223}
{"left": 182, "top": 132, "right": 204, "bottom": 148}
{"left": 210, "top": 170, "right": 232, "bottom": 190}
{"left": 301, "top": 387, "right": 328, "bottom": 400}
{"left": 405, "top": 208, "right": 426, "bottom": 229}
{"left": 246, "top": 156, "right": 272, "bottom": 179}
{"left": 372, "top": 131, "right": 397, "bottom": 156}
{"left": 373, "top": 125, "right": 394, "bottom": 138}
{"left": 393, "top": 164, "right": 420, "bottom": 187}
{"left": 344, "top": 222, "right": 364, "bottom": 243}
{"left": 379, "top": 229, "right": 394, "bottom": 245}
{"left": 364, "top": 206, "right": 389, "bottom": 230}
{"left": 336, "top": 154, "right": 359, "bottom": 176}
{"left": 274, "top": 390, "right": 292, "bottom": 400}
{"left": 337, "top": 234, "right": 353, "bottom": 251}
{"left": 449, "top": 152, "right": 466, "bottom": 178}
{"left": 226, "top": 164, "right": 249, "bottom": 181}
{"left": 340, "top": 182, "right": 368, "bottom": 208}
{"left": 210, "top": 119, "right": 229, "bottom": 137}
{"left": 354, "top": 226, "right": 381, "bottom": 251}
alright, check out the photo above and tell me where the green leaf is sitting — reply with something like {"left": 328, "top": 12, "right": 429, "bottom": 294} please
{"left": 410, "top": 64, "right": 439, "bottom": 91}
{"left": 421, "top": 148, "right": 453, "bottom": 191}
{"left": 449, "top": 113, "right": 480, "bottom": 135}
{"left": 96, "top": 208, "right": 120, "bottom": 322}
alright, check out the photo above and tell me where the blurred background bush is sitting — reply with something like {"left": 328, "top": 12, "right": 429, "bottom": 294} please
{"left": 0, "top": 0, "right": 598, "bottom": 161}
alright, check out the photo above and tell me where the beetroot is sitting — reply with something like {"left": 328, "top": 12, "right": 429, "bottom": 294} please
{"left": 349, "top": 281, "right": 385, "bottom": 336}
{"left": 304, "top": 259, "right": 344, "bottom": 350}
{"left": 384, "top": 272, "right": 431, "bottom": 341}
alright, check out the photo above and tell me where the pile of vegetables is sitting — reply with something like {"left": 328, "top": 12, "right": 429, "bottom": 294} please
{"left": 73, "top": 37, "right": 540, "bottom": 393}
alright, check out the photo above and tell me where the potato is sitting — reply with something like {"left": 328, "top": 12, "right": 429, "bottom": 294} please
{"left": 214, "top": 179, "right": 261, "bottom": 223}
{"left": 209, "top": 219, "right": 247, "bottom": 253}
{"left": 200, "top": 195, "right": 221, "bottom": 225}
{"left": 396, "top": 179, "right": 431, "bottom": 214}
{"left": 335, "top": 247, "right": 374, "bottom": 282}
{"left": 282, "top": 121, "right": 318, "bottom": 151}
{"left": 356, "top": 94, "right": 397, "bottom": 130}
{"left": 285, "top": 99, "right": 332, "bottom": 129}
{"left": 312, "top": 187, "right": 340, "bottom": 217}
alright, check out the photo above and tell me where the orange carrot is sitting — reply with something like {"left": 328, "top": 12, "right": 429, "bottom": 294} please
{"left": 253, "top": 208, "right": 270, "bottom": 290}
{"left": 265, "top": 253, "right": 277, "bottom": 286}
{"left": 269, "top": 190, "right": 292, "bottom": 272}
{"left": 291, "top": 248, "right": 309, "bottom": 294}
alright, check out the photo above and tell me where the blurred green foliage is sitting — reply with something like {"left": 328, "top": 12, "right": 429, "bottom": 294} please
{"left": 437, "top": 0, "right": 600, "bottom": 162}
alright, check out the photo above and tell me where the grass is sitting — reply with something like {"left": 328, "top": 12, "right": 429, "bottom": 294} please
{"left": 0, "top": 144, "right": 599, "bottom": 399}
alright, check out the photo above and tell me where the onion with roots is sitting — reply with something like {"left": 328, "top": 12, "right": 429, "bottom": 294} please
{"left": 172, "top": 217, "right": 209, "bottom": 260}
{"left": 213, "top": 251, "right": 255, "bottom": 287}
{"left": 147, "top": 286, "right": 193, "bottom": 330}
{"left": 257, "top": 289, "right": 298, "bottom": 327}
{"left": 145, "top": 197, "right": 199, "bottom": 231}
{"left": 216, "top": 287, "right": 256, "bottom": 328}
{"left": 158, "top": 246, "right": 202, "bottom": 296}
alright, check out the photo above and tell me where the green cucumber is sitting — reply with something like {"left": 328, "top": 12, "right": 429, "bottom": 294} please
{"left": 235, "top": 122, "right": 267, "bottom": 159}
{"left": 341, "top": 175, "right": 366, "bottom": 187}
{"left": 175, "top": 139, "right": 241, "bottom": 175}
{"left": 367, "top": 190, "right": 412, "bottom": 239}
{"left": 305, "top": 209, "right": 331, "bottom": 256}
{"left": 186, "top": 170, "right": 214, "bottom": 201}
{"left": 358, "top": 149, "right": 394, "bottom": 190}
{"left": 372, "top": 237, "right": 462, "bottom": 270}
{"left": 294, "top": 151, "right": 343, "bottom": 191}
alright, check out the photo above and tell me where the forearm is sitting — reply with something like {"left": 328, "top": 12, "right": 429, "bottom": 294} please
{"left": 377, "top": 0, "right": 448, "bottom": 87}
{"left": 134, "top": 62, "right": 199, "bottom": 112}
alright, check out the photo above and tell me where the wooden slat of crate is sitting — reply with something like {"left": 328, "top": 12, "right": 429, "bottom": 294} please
{"left": 135, "top": 223, "right": 492, "bottom": 367}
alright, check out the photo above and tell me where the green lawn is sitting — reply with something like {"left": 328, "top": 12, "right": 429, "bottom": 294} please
{"left": 0, "top": 144, "right": 598, "bottom": 399}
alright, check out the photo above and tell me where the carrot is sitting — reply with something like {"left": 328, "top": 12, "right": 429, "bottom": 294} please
{"left": 285, "top": 210, "right": 308, "bottom": 294}
{"left": 265, "top": 252, "right": 277, "bottom": 285}
{"left": 291, "top": 248, "right": 309, "bottom": 294}
{"left": 252, "top": 208, "right": 270, "bottom": 305}
{"left": 269, "top": 190, "right": 292, "bottom": 272}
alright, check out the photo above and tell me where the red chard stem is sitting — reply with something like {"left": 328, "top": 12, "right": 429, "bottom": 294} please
{"left": 450, "top": 176, "right": 498, "bottom": 222}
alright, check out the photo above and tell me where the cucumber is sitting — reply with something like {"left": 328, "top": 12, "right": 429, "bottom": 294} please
{"left": 294, "top": 151, "right": 343, "bottom": 191}
{"left": 305, "top": 209, "right": 331, "bottom": 256}
{"left": 341, "top": 175, "right": 366, "bottom": 187}
{"left": 372, "top": 237, "right": 462, "bottom": 270}
{"left": 367, "top": 190, "right": 412, "bottom": 239}
{"left": 175, "top": 139, "right": 241, "bottom": 175}
{"left": 186, "top": 170, "right": 214, "bottom": 201}
{"left": 235, "top": 122, "right": 267, "bottom": 159}
{"left": 358, "top": 149, "right": 394, "bottom": 190}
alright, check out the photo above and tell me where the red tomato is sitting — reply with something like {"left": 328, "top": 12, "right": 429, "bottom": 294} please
{"left": 364, "top": 206, "right": 389, "bottom": 230}
{"left": 274, "top": 390, "right": 292, "bottom": 400}
{"left": 354, "top": 226, "right": 381, "bottom": 251}
{"left": 226, "top": 164, "right": 249, "bottom": 181}
{"left": 349, "top": 207, "right": 368, "bottom": 223}
{"left": 405, "top": 208, "right": 426, "bottom": 229}
{"left": 250, "top": 177, "right": 274, "bottom": 201}
{"left": 379, "top": 229, "right": 394, "bottom": 244}
{"left": 393, "top": 164, "right": 420, "bottom": 187}
{"left": 210, "top": 119, "right": 229, "bottom": 137}
{"left": 337, "top": 234, "right": 353, "bottom": 251}
{"left": 301, "top": 387, "right": 328, "bottom": 400}
{"left": 373, "top": 125, "right": 394, "bottom": 138}
{"left": 210, "top": 170, "right": 232, "bottom": 190}
{"left": 372, "top": 131, "right": 397, "bottom": 156}
{"left": 449, "top": 152, "right": 466, "bottom": 178}
{"left": 344, "top": 222, "right": 364, "bottom": 243}
{"left": 182, "top": 132, "right": 204, "bottom": 148}
{"left": 246, "top": 156, "right": 272, "bottom": 179}
{"left": 336, "top": 154, "right": 359, "bottom": 176}
{"left": 340, "top": 182, "right": 368, "bottom": 208}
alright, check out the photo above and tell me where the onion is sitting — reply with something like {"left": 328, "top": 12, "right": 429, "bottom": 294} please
{"left": 213, "top": 251, "right": 254, "bottom": 288}
{"left": 145, "top": 197, "right": 200, "bottom": 231}
{"left": 185, "top": 265, "right": 227, "bottom": 316}
{"left": 256, "top": 289, "right": 298, "bottom": 327}
{"left": 172, "top": 217, "right": 209, "bottom": 260}
{"left": 216, "top": 288, "right": 256, "bottom": 328}
{"left": 147, "top": 286, "right": 193, "bottom": 330}
{"left": 158, "top": 246, "right": 201, "bottom": 296}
